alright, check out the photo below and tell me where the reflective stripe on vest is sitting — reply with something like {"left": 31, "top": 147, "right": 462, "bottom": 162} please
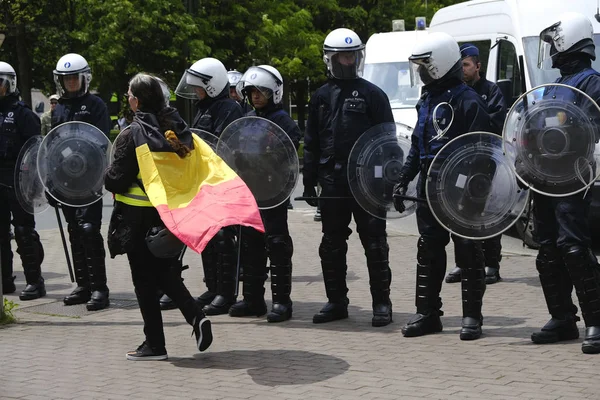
{"left": 115, "top": 174, "right": 153, "bottom": 207}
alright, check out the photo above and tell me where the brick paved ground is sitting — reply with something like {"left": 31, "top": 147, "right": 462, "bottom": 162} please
{"left": 1, "top": 209, "right": 600, "bottom": 400}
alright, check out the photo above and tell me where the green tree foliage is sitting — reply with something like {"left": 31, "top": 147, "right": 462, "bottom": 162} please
{"left": 0, "top": 0, "right": 462, "bottom": 115}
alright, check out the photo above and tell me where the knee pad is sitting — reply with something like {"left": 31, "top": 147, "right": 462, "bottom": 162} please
{"left": 537, "top": 244, "right": 562, "bottom": 267}
{"left": 213, "top": 229, "right": 237, "bottom": 252}
{"left": 319, "top": 234, "right": 347, "bottom": 261}
{"left": 80, "top": 222, "right": 101, "bottom": 238}
{"left": 359, "top": 235, "right": 389, "bottom": 261}
{"left": 267, "top": 235, "right": 293, "bottom": 261}
{"left": 563, "top": 244, "right": 596, "bottom": 266}
{"left": 14, "top": 226, "right": 39, "bottom": 245}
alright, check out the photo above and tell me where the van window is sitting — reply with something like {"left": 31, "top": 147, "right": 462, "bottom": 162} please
{"left": 458, "top": 40, "right": 491, "bottom": 77}
{"left": 363, "top": 62, "right": 421, "bottom": 108}
{"left": 497, "top": 40, "right": 523, "bottom": 103}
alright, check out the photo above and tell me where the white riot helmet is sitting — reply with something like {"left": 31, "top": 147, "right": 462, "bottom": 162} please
{"left": 408, "top": 32, "right": 461, "bottom": 86}
{"left": 0, "top": 62, "right": 17, "bottom": 97}
{"left": 175, "top": 57, "right": 228, "bottom": 100}
{"left": 236, "top": 65, "right": 284, "bottom": 105}
{"left": 53, "top": 53, "right": 92, "bottom": 98}
{"left": 228, "top": 70, "right": 243, "bottom": 87}
{"left": 538, "top": 12, "right": 596, "bottom": 69}
{"left": 323, "top": 28, "right": 365, "bottom": 79}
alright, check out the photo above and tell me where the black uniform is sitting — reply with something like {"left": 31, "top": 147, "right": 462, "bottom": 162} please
{"left": 230, "top": 103, "right": 301, "bottom": 322}
{"left": 530, "top": 57, "right": 600, "bottom": 353}
{"left": 303, "top": 77, "right": 395, "bottom": 327}
{"left": 192, "top": 86, "right": 244, "bottom": 315}
{"left": 51, "top": 92, "right": 111, "bottom": 310}
{"left": 449, "top": 76, "right": 507, "bottom": 284}
{"left": 0, "top": 92, "right": 45, "bottom": 299}
{"left": 395, "top": 68, "right": 491, "bottom": 339}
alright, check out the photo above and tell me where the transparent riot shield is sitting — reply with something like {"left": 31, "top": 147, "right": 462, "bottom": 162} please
{"left": 14, "top": 136, "right": 49, "bottom": 214}
{"left": 348, "top": 122, "right": 419, "bottom": 220}
{"left": 190, "top": 128, "right": 219, "bottom": 151}
{"left": 503, "top": 83, "right": 600, "bottom": 197}
{"left": 38, "top": 122, "right": 112, "bottom": 207}
{"left": 427, "top": 132, "right": 529, "bottom": 240}
{"left": 216, "top": 116, "right": 299, "bottom": 209}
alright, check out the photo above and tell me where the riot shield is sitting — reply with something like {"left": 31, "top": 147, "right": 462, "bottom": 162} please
{"left": 503, "top": 83, "right": 600, "bottom": 197}
{"left": 14, "top": 136, "right": 49, "bottom": 215}
{"left": 216, "top": 116, "right": 299, "bottom": 209}
{"left": 190, "top": 128, "right": 219, "bottom": 151}
{"left": 348, "top": 122, "right": 419, "bottom": 220}
{"left": 427, "top": 132, "right": 529, "bottom": 240}
{"left": 38, "top": 122, "right": 112, "bottom": 207}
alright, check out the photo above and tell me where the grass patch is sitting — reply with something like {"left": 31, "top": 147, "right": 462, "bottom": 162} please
{"left": 0, "top": 298, "right": 18, "bottom": 325}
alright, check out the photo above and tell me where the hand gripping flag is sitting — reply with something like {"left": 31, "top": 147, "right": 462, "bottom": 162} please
{"left": 134, "top": 130, "right": 264, "bottom": 253}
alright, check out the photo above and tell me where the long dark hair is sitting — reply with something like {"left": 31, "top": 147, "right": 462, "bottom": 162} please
{"left": 129, "top": 73, "right": 190, "bottom": 158}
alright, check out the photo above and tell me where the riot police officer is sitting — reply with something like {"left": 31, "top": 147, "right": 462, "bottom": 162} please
{"left": 393, "top": 32, "right": 491, "bottom": 339}
{"left": 0, "top": 61, "right": 45, "bottom": 300}
{"left": 228, "top": 69, "right": 252, "bottom": 114}
{"left": 228, "top": 65, "right": 301, "bottom": 322}
{"left": 302, "top": 28, "right": 395, "bottom": 327}
{"left": 51, "top": 53, "right": 111, "bottom": 311}
{"left": 446, "top": 43, "right": 507, "bottom": 285}
{"left": 530, "top": 12, "right": 600, "bottom": 354}
{"left": 174, "top": 57, "right": 244, "bottom": 315}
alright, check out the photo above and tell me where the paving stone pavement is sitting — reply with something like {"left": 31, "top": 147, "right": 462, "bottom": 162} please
{"left": 1, "top": 209, "right": 600, "bottom": 400}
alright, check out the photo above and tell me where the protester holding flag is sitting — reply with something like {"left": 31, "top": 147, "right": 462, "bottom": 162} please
{"left": 104, "top": 73, "right": 213, "bottom": 360}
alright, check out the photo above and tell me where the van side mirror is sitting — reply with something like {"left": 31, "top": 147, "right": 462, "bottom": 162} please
{"left": 35, "top": 102, "right": 44, "bottom": 113}
{"left": 496, "top": 79, "right": 513, "bottom": 109}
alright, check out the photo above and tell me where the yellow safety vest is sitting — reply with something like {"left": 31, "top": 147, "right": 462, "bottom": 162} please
{"left": 115, "top": 173, "right": 153, "bottom": 207}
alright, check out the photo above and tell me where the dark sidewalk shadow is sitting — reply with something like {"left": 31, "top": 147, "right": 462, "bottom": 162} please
{"left": 170, "top": 349, "right": 350, "bottom": 386}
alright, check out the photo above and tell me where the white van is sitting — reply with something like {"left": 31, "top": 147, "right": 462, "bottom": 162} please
{"left": 429, "top": 0, "right": 600, "bottom": 105}
{"left": 363, "top": 30, "right": 428, "bottom": 127}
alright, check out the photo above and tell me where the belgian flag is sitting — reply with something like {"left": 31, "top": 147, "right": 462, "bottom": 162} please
{"left": 133, "top": 126, "right": 264, "bottom": 253}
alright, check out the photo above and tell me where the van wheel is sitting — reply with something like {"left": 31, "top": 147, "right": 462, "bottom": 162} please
{"left": 514, "top": 199, "right": 539, "bottom": 250}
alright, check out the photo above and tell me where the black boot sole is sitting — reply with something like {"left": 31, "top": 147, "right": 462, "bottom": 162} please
{"left": 531, "top": 328, "right": 580, "bottom": 344}
{"left": 86, "top": 300, "right": 110, "bottom": 311}
{"left": 401, "top": 320, "right": 443, "bottom": 337}
{"left": 372, "top": 316, "right": 393, "bottom": 327}
{"left": 445, "top": 275, "right": 461, "bottom": 284}
{"left": 460, "top": 327, "right": 482, "bottom": 340}
{"left": 19, "top": 288, "right": 46, "bottom": 301}
{"left": 582, "top": 341, "right": 600, "bottom": 354}
{"left": 229, "top": 303, "right": 267, "bottom": 317}
{"left": 313, "top": 311, "right": 348, "bottom": 324}
{"left": 267, "top": 309, "right": 293, "bottom": 323}
{"left": 204, "top": 303, "right": 235, "bottom": 316}
{"left": 485, "top": 275, "right": 501, "bottom": 285}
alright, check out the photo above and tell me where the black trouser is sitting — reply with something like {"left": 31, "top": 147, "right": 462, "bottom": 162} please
{"left": 415, "top": 177, "right": 485, "bottom": 317}
{"left": 240, "top": 200, "right": 293, "bottom": 303}
{"left": 61, "top": 200, "right": 107, "bottom": 292}
{"left": 127, "top": 215, "right": 202, "bottom": 349}
{"left": 317, "top": 181, "right": 390, "bottom": 304}
{"left": 453, "top": 234, "right": 502, "bottom": 270}
{"left": 0, "top": 183, "right": 43, "bottom": 284}
{"left": 533, "top": 192, "right": 600, "bottom": 326}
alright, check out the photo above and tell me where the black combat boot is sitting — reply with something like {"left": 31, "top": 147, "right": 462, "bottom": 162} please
{"left": 445, "top": 267, "right": 461, "bottom": 283}
{"left": 483, "top": 235, "right": 502, "bottom": 284}
{"left": 364, "top": 236, "right": 392, "bottom": 327}
{"left": 64, "top": 225, "right": 91, "bottom": 305}
{"left": 402, "top": 237, "right": 445, "bottom": 337}
{"left": 313, "top": 235, "right": 349, "bottom": 323}
{"left": 203, "top": 244, "right": 238, "bottom": 315}
{"left": 82, "top": 223, "right": 109, "bottom": 311}
{"left": 160, "top": 263, "right": 188, "bottom": 311}
{"left": 196, "top": 246, "right": 218, "bottom": 307}
{"left": 229, "top": 228, "right": 267, "bottom": 317}
{"left": 459, "top": 241, "right": 486, "bottom": 341}
{"left": 266, "top": 235, "right": 293, "bottom": 323}
{"left": 15, "top": 227, "right": 46, "bottom": 301}
{"left": 563, "top": 246, "right": 600, "bottom": 354}
{"left": 531, "top": 245, "right": 580, "bottom": 344}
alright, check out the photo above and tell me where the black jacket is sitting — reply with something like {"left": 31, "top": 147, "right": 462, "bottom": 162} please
{"left": 52, "top": 92, "right": 111, "bottom": 136}
{"left": 248, "top": 103, "right": 301, "bottom": 150}
{"left": 105, "top": 108, "right": 192, "bottom": 257}
{"left": 192, "top": 86, "right": 244, "bottom": 137}
{"left": 303, "top": 78, "right": 394, "bottom": 187}
{"left": 0, "top": 93, "right": 41, "bottom": 178}
{"left": 472, "top": 77, "right": 507, "bottom": 135}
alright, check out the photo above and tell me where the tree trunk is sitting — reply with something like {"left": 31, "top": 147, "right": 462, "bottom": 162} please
{"left": 15, "top": 25, "right": 32, "bottom": 107}
{"left": 295, "top": 81, "right": 307, "bottom": 132}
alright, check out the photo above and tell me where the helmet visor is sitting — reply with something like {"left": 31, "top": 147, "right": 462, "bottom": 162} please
{"left": 54, "top": 72, "right": 88, "bottom": 98}
{"left": 237, "top": 67, "right": 280, "bottom": 101}
{"left": 325, "top": 49, "right": 365, "bottom": 79}
{"left": 409, "top": 55, "right": 435, "bottom": 87}
{"left": 0, "top": 74, "right": 15, "bottom": 97}
{"left": 538, "top": 22, "right": 561, "bottom": 70}
{"left": 175, "top": 69, "right": 210, "bottom": 100}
